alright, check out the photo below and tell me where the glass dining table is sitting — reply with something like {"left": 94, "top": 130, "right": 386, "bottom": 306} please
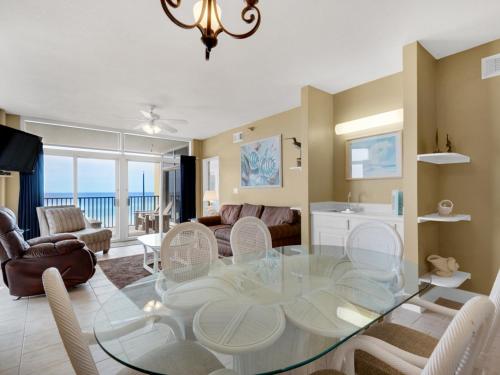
{"left": 93, "top": 245, "right": 429, "bottom": 375}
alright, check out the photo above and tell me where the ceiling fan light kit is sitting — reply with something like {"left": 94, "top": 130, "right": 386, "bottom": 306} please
{"left": 134, "top": 105, "right": 184, "bottom": 134}
{"left": 160, "top": 0, "right": 261, "bottom": 60}
{"left": 142, "top": 122, "right": 162, "bottom": 135}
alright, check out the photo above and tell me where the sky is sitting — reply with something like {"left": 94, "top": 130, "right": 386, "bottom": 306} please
{"left": 44, "top": 155, "right": 156, "bottom": 194}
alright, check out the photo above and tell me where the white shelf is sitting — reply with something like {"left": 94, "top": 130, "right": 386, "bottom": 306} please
{"left": 420, "top": 271, "right": 471, "bottom": 288}
{"left": 289, "top": 166, "right": 302, "bottom": 171}
{"left": 418, "top": 213, "right": 471, "bottom": 223}
{"left": 417, "top": 152, "right": 470, "bottom": 164}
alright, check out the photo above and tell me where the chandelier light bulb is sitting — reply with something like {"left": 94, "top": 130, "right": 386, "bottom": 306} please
{"left": 193, "top": 0, "right": 222, "bottom": 33}
{"left": 160, "top": 0, "right": 261, "bottom": 60}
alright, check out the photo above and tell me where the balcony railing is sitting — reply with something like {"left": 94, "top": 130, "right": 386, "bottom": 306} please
{"left": 44, "top": 195, "right": 160, "bottom": 229}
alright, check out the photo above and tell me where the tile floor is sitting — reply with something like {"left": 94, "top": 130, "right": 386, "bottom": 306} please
{"left": 0, "top": 244, "right": 498, "bottom": 375}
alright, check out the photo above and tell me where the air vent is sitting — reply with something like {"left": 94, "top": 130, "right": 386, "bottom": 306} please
{"left": 482, "top": 53, "right": 500, "bottom": 80}
{"left": 233, "top": 132, "right": 243, "bottom": 143}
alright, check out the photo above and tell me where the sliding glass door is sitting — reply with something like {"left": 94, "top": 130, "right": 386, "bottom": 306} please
{"left": 44, "top": 154, "right": 119, "bottom": 239}
{"left": 77, "top": 158, "right": 118, "bottom": 237}
{"left": 44, "top": 155, "right": 74, "bottom": 206}
{"left": 127, "top": 161, "right": 160, "bottom": 238}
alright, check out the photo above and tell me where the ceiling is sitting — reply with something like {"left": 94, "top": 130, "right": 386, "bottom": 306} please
{"left": 1, "top": 0, "right": 500, "bottom": 140}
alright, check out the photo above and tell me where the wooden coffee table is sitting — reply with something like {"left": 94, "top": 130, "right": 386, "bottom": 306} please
{"left": 137, "top": 233, "right": 165, "bottom": 274}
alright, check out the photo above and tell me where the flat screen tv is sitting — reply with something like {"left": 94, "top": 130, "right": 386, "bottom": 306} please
{"left": 0, "top": 125, "right": 42, "bottom": 173}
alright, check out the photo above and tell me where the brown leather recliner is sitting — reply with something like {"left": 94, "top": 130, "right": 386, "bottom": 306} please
{"left": 0, "top": 207, "right": 96, "bottom": 297}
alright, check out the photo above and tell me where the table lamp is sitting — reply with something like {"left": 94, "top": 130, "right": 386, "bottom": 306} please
{"left": 203, "top": 190, "right": 218, "bottom": 215}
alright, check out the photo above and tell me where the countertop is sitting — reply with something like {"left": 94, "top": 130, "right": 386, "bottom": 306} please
{"left": 311, "top": 208, "right": 404, "bottom": 222}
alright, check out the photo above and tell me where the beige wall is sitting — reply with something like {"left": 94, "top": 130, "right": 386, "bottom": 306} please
{"left": 0, "top": 112, "right": 21, "bottom": 217}
{"left": 436, "top": 39, "right": 500, "bottom": 293}
{"left": 201, "top": 107, "right": 305, "bottom": 209}
{"left": 416, "top": 44, "right": 440, "bottom": 276}
{"left": 201, "top": 87, "right": 336, "bottom": 246}
{"left": 402, "top": 43, "right": 420, "bottom": 269}
{"left": 332, "top": 73, "right": 403, "bottom": 204}
{"left": 305, "top": 86, "right": 335, "bottom": 203}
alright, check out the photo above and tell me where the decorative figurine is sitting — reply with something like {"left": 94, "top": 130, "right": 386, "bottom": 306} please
{"left": 445, "top": 134, "right": 453, "bottom": 153}
{"left": 434, "top": 130, "right": 441, "bottom": 153}
{"left": 438, "top": 199, "right": 454, "bottom": 216}
{"left": 427, "top": 255, "right": 460, "bottom": 277}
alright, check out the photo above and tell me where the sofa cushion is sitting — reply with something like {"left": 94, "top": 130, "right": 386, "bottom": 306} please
{"left": 73, "top": 228, "right": 112, "bottom": 244}
{"left": 220, "top": 205, "right": 242, "bottom": 225}
{"left": 45, "top": 207, "right": 86, "bottom": 234}
{"left": 214, "top": 227, "right": 232, "bottom": 243}
{"left": 207, "top": 224, "right": 231, "bottom": 234}
{"left": 260, "top": 206, "right": 294, "bottom": 227}
{"left": 239, "top": 204, "right": 264, "bottom": 219}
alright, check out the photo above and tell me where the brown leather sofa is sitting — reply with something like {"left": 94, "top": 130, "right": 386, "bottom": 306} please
{"left": 0, "top": 207, "right": 96, "bottom": 297}
{"left": 197, "top": 204, "right": 301, "bottom": 257}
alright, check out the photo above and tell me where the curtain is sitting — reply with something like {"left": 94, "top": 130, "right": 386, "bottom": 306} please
{"left": 179, "top": 155, "right": 196, "bottom": 223}
{"left": 18, "top": 142, "right": 44, "bottom": 240}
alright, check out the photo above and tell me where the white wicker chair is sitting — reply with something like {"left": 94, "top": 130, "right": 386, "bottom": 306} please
{"left": 327, "top": 295, "right": 494, "bottom": 375}
{"left": 42, "top": 268, "right": 224, "bottom": 375}
{"left": 159, "top": 221, "right": 220, "bottom": 283}
{"left": 230, "top": 217, "right": 272, "bottom": 264}
{"left": 409, "top": 269, "right": 500, "bottom": 373}
{"left": 344, "top": 221, "right": 404, "bottom": 291}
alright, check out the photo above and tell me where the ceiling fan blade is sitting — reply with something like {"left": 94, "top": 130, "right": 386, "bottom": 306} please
{"left": 140, "top": 110, "right": 153, "bottom": 120}
{"left": 163, "top": 124, "right": 179, "bottom": 134}
{"left": 159, "top": 119, "right": 188, "bottom": 126}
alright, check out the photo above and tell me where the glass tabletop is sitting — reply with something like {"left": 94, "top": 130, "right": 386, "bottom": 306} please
{"left": 93, "top": 245, "right": 428, "bottom": 375}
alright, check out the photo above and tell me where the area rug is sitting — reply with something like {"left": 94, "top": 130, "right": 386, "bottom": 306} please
{"left": 98, "top": 254, "right": 153, "bottom": 289}
{"left": 435, "top": 297, "right": 463, "bottom": 310}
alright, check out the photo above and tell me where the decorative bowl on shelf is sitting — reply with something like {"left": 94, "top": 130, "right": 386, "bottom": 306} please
{"left": 438, "top": 200, "right": 454, "bottom": 216}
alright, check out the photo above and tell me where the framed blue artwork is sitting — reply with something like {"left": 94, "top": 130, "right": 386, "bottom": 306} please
{"left": 346, "top": 131, "right": 402, "bottom": 180}
{"left": 240, "top": 135, "right": 282, "bottom": 188}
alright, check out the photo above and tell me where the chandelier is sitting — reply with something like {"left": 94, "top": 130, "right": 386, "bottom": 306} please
{"left": 160, "top": 0, "right": 261, "bottom": 60}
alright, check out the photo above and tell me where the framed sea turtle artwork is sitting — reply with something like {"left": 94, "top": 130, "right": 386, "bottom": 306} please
{"left": 240, "top": 135, "right": 282, "bottom": 188}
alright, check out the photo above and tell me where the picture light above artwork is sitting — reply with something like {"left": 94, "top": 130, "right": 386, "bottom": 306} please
{"left": 335, "top": 108, "right": 404, "bottom": 135}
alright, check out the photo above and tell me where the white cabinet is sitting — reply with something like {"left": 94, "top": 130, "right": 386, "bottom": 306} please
{"left": 311, "top": 214, "right": 349, "bottom": 247}
{"left": 311, "top": 212, "right": 404, "bottom": 249}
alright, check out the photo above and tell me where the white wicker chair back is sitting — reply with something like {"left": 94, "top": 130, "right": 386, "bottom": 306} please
{"left": 423, "top": 296, "right": 494, "bottom": 375}
{"left": 42, "top": 268, "right": 99, "bottom": 375}
{"left": 230, "top": 217, "right": 272, "bottom": 264}
{"left": 481, "top": 270, "right": 500, "bottom": 357}
{"left": 345, "top": 221, "right": 404, "bottom": 290}
{"left": 160, "top": 222, "right": 219, "bottom": 283}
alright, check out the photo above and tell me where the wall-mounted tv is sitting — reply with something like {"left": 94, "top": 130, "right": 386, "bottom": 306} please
{"left": 0, "top": 125, "right": 42, "bottom": 173}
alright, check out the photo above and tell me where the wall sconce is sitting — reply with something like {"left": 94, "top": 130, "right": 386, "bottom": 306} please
{"left": 285, "top": 137, "right": 302, "bottom": 170}
{"left": 335, "top": 109, "right": 404, "bottom": 135}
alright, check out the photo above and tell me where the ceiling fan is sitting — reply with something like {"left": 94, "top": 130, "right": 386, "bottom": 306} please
{"left": 133, "top": 105, "right": 187, "bottom": 135}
